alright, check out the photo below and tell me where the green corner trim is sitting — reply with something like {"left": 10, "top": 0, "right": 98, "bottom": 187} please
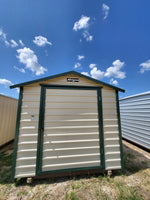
{"left": 97, "top": 89, "right": 105, "bottom": 170}
{"left": 36, "top": 85, "right": 104, "bottom": 176}
{"left": 116, "top": 90, "right": 124, "bottom": 172}
{"left": 11, "top": 87, "right": 23, "bottom": 180}
{"left": 10, "top": 70, "right": 125, "bottom": 92}
{"left": 36, "top": 86, "right": 46, "bottom": 175}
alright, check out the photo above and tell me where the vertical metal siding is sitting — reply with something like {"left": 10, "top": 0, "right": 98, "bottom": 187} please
{"left": 0, "top": 95, "right": 18, "bottom": 146}
{"left": 120, "top": 91, "right": 150, "bottom": 150}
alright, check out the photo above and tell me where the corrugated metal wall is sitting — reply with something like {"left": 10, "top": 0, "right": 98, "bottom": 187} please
{"left": 15, "top": 74, "right": 121, "bottom": 178}
{"left": 0, "top": 95, "right": 18, "bottom": 146}
{"left": 42, "top": 89, "right": 100, "bottom": 171}
{"left": 120, "top": 91, "right": 150, "bottom": 150}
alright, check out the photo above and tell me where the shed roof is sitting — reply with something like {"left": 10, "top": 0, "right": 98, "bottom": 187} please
{"left": 10, "top": 70, "right": 125, "bottom": 92}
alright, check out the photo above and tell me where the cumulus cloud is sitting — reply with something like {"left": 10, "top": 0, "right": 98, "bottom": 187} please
{"left": 82, "top": 31, "right": 93, "bottom": 42}
{"left": 74, "top": 62, "right": 81, "bottom": 69}
{"left": 81, "top": 72, "right": 90, "bottom": 76}
{"left": 0, "top": 29, "right": 10, "bottom": 46}
{"left": 13, "top": 66, "right": 25, "bottom": 73}
{"left": 91, "top": 67, "right": 104, "bottom": 80}
{"left": 77, "top": 55, "right": 85, "bottom": 60}
{"left": 16, "top": 47, "right": 47, "bottom": 76}
{"left": 110, "top": 78, "right": 118, "bottom": 86}
{"left": 73, "top": 15, "right": 90, "bottom": 31}
{"left": 33, "top": 36, "right": 52, "bottom": 47}
{"left": 19, "top": 40, "right": 24, "bottom": 47}
{"left": 102, "top": 3, "right": 110, "bottom": 20}
{"left": 0, "top": 79, "right": 12, "bottom": 87}
{"left": 105, "top": 60, "right": 126, "bottom": 79}
{"left": 139, "top": 60, "right": 150, "bottom": 73}
{"left": 73, "top": 15, "right": 93, "bottom": 42}
{"left": 89, "top": 64, "right": 96, "bottom": 69}
{"left": 10, "top": 39, "right": 18, "bottom": 48}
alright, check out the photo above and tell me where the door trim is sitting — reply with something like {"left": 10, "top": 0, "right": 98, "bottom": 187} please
{"left": 36, "top": 85, "right": 105, "bottom": 176}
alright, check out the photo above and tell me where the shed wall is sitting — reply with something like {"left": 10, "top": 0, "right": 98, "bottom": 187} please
{"left": 15, "top": 74, "right": 121, "bottom": 178}
{"left": 120, "top": 92, "right": 150, "bottom": 150}
{"left": 0, "top": 95, "right": 18, "bottom": 146}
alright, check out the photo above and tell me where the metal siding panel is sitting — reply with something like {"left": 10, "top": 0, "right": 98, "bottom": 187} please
{"left": 42, "top": 89, "right": 101, "bottom": 172}
{"left": 120, "top": 92, "right": 150, "bottom": 150}
{"left": 102, "top": 89, "right": 121, "bottom": 170}
{"left": 15, "top": 86, "right": 40, "bottom": 178}
{"left": 0, "top": 95, "right": 18, "bottom": 146}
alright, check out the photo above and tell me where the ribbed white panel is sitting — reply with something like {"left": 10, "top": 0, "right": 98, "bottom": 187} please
{"left": 0, "top": 95, "right": 18, "bottom": 146}
{"left": 42, "top": 89, "right": 101, "bottom": 171}
{"left": 120, "top": 91, "right": 150, "bottom": 150}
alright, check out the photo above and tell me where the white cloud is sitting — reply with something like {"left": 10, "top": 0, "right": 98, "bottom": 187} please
{"left": 73, "top": 15, "right": 93, "bottom": 42}
{"left": 90, "top": 67, "right": 104, "bottom": 80}
{"left": 89, "top": 64, "right": 96, "bottom": 69}
{"left": 10, "top": 39, "right": 18, "bottom": 48}
{"left": 0, "top": 29, "right": 10, "bottom": 46}
{"left": 105, "top": 59, "right": 126, "bottom": 79}
{"left": 33, "top": 36, "right": 52, "bottom": 47}
{"left": 5, "top": 40, "right": 10, "bottom": 47}
{"left": 74, "top": 62, "right": 81, "bottom": 69}
{"left": 14, "top": 66, "right": 25, "bottom": 73}
{"left": 81, "top": 72, "right": 90, "bottom": 76}
{"left": 110, "top": 78, "right": 118, "bottom": 86}
{"left": 139, "top": 60, "right": 150, "bottom": 73}
{"left": 0, "top": 79, "right": 12, "bottom": 87}
{"left": 16, "top": 47, "right": 47, "bottom": 76}
{"left": 73, "top": 15, "right": 90, "bottom": 31}
{"left": 82, "top": 31, "right": 93, "bottom": 42}
{"left": 19, "top": 40, "right": 24, "bottom": 47}
{"left": 102, "top": 3, "right": 110, "bottom": 20}
{"left": 77, "top": 55, "right": 85, "bottom": 60}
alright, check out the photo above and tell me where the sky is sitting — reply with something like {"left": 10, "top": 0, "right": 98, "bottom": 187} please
{"left": 0, "top": 0, "right": 150, "bottom": 99}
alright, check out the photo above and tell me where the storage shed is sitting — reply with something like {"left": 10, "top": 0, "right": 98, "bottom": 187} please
{"left": 120, "top": 91, "right": 150, "bottom": 150}
{"left": 0, "top": 94, "right": 18, "bottom": 147}
{"left": 10, "top": 71, "right": 125, "bottom": 179}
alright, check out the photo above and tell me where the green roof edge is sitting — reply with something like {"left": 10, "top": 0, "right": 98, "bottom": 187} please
{"left": 10, "top": 70, "right": 125, "bottom": 92}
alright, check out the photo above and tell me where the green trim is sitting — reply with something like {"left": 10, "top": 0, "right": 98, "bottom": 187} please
{"left": 116, "top": 90, "right": 124, "bottom": 172}
{"left": 97, "top": 89, "right": 105, "bottom": 170}
{"left": 11, "top": 87, "right": 23, "bottom": 180}
{"left": 37, "top": 85, "right": 104, "bottom": 176}
{"left": 10, "top": 70, "right": 125, "bottom": 92}
{"left": 36, "top": 86, "right": 46, "bottom": 175}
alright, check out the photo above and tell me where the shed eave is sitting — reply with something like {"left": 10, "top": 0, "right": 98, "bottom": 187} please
{"left": 10, "top": 70, "right": 125, "bottom": 93}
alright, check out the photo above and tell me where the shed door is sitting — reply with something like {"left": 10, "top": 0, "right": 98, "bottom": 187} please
{"left": 37, "top": 86, "right": 103, "bottom": 174}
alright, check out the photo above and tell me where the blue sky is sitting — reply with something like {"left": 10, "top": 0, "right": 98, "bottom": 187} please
{"left": 0, "top": 0, "right": 150, "bottom": 99}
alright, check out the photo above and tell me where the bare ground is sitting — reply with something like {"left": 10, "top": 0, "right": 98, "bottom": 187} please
{"left": 0, "top": 140, "right": 150, "bottom": 200}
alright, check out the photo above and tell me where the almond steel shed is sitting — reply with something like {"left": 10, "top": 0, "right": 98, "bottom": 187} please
{"left": 10, "top": 71, "right": 125, "bottom": 180}
{"left": 0, "top": 95, "right": 18, "bottom": 147}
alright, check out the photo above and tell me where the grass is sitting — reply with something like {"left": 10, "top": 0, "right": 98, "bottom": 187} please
{"left": 0, "top": 141, "right": 150, "bottom": 200}
{"left": 123, "top": 151, "right": 141, "bottom": 173}
{"left": 0, "top": 150, "right": 12, "bottom": 183}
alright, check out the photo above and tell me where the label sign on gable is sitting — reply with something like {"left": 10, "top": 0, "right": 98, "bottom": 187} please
{"left": 67, "top": 78, "right": 79, "bottom": 82}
